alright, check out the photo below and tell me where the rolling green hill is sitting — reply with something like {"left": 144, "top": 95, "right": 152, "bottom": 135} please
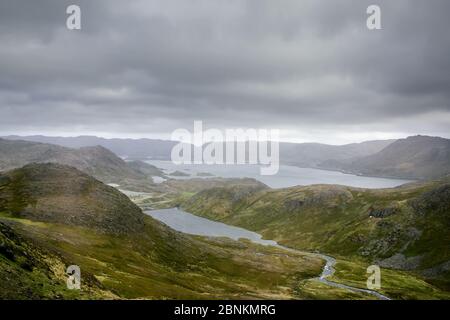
{"left": 0, "top": 163, "right": 145, "bottom": 234}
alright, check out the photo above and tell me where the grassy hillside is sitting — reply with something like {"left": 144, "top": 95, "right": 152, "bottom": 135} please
{"left": 0, "top": 221, "right": 115, "bottom": 299}
{"left": 179, "top": 179, "right": 450, "bottom": 296}
{"left": 0, "top": 163, "right": 334, "bottom": 300}
{"left": 0, "top": 163, "right": 145, "bottom": 234}
{"left": 134, "top": 177, "right": 268, "bottom": 210}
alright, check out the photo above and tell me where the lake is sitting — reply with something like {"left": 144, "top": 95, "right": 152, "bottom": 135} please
{"left": 145, "top": 160, "right": 412, "bottom": 189}
{"left": 146, "top": 207, "right": 278, "bottom": 246}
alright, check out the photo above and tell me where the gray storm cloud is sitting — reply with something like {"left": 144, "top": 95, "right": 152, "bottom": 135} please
{"left": 0, "top": 0, "right": 449, "bottom": 143}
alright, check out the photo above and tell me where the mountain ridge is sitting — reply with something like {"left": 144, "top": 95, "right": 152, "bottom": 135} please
{"left": 324, "top": 135, "right": 450, "bottom": 179}
{"left": 3, "top": 135, "right": 394, "bottom": 164}
{"left": 0, "top": 138, "right": 161, "bottom": 191}
{"left": 3, "top": 134, "right": 449, "bottom": 181}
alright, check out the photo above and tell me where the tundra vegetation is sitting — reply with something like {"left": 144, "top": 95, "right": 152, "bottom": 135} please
{"left": 0, "top": 163, "right": 339, "bottom": 300}
{"left": 173, "top": 177, "right": 450, "bottom": 299}
{"left": 1, "top": 136, "right": 449, "bottom": 299}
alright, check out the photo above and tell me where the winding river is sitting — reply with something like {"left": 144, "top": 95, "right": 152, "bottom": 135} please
{"left": 146, "top": 207, "right": 390, "bottom": 300}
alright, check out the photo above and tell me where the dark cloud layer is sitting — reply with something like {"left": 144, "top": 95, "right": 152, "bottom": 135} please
{"left": 0, "top": 0, "right": 449, "bottom": 143}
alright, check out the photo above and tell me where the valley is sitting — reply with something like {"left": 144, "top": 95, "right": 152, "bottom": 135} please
{"left": 146, "top": 207, "right": 390, "bottom": 300}
{"left": 0, "top": 163, "right": 335, "bottom": 299}
{"left": 171, "top": 178, "right": 450, "bottom": 299}
{"left": 2, "top": 0, "right": 450, "bottom": 305}
{"left": 0, "top": 136, "right": 449, "bottom": 300}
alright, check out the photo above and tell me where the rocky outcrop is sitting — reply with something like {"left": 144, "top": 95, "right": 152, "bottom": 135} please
{"left": 378, "top": 253, "right": 423, "bottom": 270}
{"left": 409, "top": 184, "right": 450, "bottom": 216}
{"left": 368, "top": 206, "right": 399, "bottom": 218}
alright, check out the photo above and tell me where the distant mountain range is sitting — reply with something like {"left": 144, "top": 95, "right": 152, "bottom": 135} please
{"left": 4, "top": 135, "right": 391, "bottom": 164}
{"left": 280, "top": 139, "right": 395, "bottom": 168}
{"left": 3, "top": 135, "right": 177, "bottom": 160}
{"left": 0, "top": 138, "right": 163, "bottom": 191}
{"left": 321, "top": 135, "right": 450, "bottom": 179}
{"left": 3, "top": 134, "right": 450, "bottom": 180}
{"left": 281, "top": 136, "right": 450, "bottom": 180}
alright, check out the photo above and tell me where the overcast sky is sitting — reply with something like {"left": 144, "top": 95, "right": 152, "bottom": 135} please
{"left": 0, "top": 0, "right": 449, "bottom": 144}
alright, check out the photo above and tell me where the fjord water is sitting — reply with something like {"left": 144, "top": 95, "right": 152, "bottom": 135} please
{"left": 145, "top": 160, "right": 412, "bottom": 189}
